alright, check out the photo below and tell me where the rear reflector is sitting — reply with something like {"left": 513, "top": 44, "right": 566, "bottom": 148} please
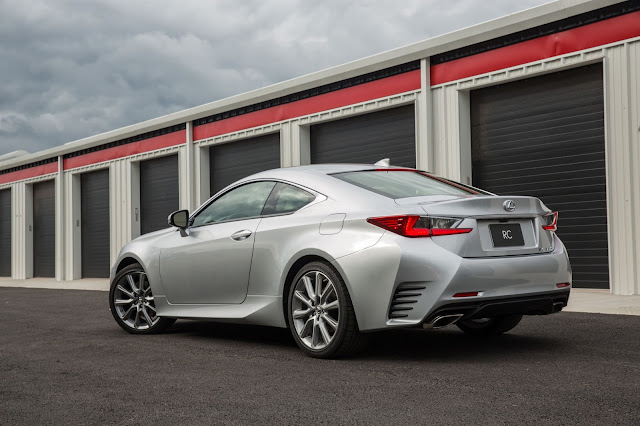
{"left": 453, "top": 292, "right": 479, "bottom": 298}
{"left": 556, "top": 282, "right": 570, "bottom": 288}
{"left": 367, "top": 215, "right": 472, "bottom": 238}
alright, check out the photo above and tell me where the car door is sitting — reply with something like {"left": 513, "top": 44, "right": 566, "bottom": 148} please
{"left": 159, "top": 181, "right": 276, "bottom": 304}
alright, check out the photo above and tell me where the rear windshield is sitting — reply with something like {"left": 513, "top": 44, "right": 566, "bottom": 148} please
{"left": 332, "top": 171, "right": 476, "bottom": 198}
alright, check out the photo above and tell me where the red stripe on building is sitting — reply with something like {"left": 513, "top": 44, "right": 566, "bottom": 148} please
{"left": 63, "top": 130, "right": 186, "bottom": 170}
{"left": 193, "top": 69, "right": 422, "bottom": 141}
{"left": 0, "top": 161, "right": 58, "bottom": 185}
{"left": 431, "top": 11, "right": 640, "bottom": 86}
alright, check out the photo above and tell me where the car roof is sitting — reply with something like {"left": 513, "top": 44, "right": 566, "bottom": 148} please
{"left": 228, "top": 163, "right": 418, "bottom": 202}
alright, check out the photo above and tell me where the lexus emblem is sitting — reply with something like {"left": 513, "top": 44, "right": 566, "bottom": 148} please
{"left": 503, "top": 200, "right": 516, "bottom": 212}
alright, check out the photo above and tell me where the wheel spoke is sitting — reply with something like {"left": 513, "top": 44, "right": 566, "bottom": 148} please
{"left": 115, "top": 298, "right": 134, "bottom": 305}
{"left": 120, "top": 305, "right": 135, "bottom": 320}
{"left": 302, "top": 275, "right": 315, "bottom": 303}
{"left": 314, "top": 272, "right": 323, "bottom": 303}
{"left": 140, "top": 274, "right": 149, "bottom": 294}
{"left": 293, "top": 308, "right": 311, "bottom": 319}
{"left": 126, "top": 274, "right": 139, "bottom": 294}
{"left": 318, "top": 318, "right": 332, "bottom": 344}
{"left": 117, "top": 285, "right": 134, "bottom": 299}
{"left": 134, "top": 309, "right": 141, "bottom": 328}
{"left": 320, "top": 284, "right": 334, "bottom": 304}
{"left": 322, "top": 300, "right": 339, "bottom": 311}
{"left": 142, "top": 307, "right": 154, "bottom": 326}
{"left": 299, "top": 316, "right": 314, "bottom": 339}
{"left": 321, "top": 313, "right": 338, "bottom": 330}
{"left": 311, "top": 317, "right": 320, "bottom": 348}
{"left": 294, "top": 290, "right": 314, "bottom": 309}
{"left": 144, "top": 303, "right": 157, "bottom": 313}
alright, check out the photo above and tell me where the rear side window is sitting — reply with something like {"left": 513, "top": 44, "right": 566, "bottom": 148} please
{"left": 333, "top": 171, "right": 475, "bottom": 198}
{"left": 191, "top": 181, "right": 276, "bottom": 226}
{"left": 262, "top": 183, "right": 315, "bottom": 215}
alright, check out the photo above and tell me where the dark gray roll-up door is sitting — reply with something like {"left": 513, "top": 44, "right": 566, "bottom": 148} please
{"left": 140, "top": 155, "right": 179, "bottom": 235}
{"left": 471, "top": 64, "right": 607, "bottom": 289}
{"left": 81, "top": 169, "right": 110, "bottom": 278}
{"left": 310, "top": 105, "right": 416, "bottom": 167}
{"left": 33, "top": 180, "right": 55, "bottom": 277}
{"left": 210, "top": 133, "right": 280, "bottom": 195}
{"left": 0, "top": 189, "right": 11, "bottom": 276}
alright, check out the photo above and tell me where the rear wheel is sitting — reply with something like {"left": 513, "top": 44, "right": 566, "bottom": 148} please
{"left": 456, "top": 314, "right": 523, "bottom": 336}
{"left": 288, "top": 261, "right": 367, "bottom": 358}
{"left": 109, "top": 263, "right": 175, "bottom": 334}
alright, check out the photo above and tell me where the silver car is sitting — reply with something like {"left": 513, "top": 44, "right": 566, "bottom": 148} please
{"left": 109, "top": 162, "right": 571, "bottom": 358}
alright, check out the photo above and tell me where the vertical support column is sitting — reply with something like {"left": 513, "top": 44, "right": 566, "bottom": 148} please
{"left": 71, "top": 173, "right": 82, "bottom": 279}
{"left": 197, "top": 145, "right": 210, "bottom": 204}
{"left": 281, "top": 122, "right": 293, "bottom": 167}
{"left": 458, "top": 91, "right": 472, "bottom": 185}
{"left": 416, "top": 58, "right": 433, "bottom": 171}
{"left": 11, "top": 183, "right": 24, "bottom": 279}
{"left": 24, "top": 183, "right": 33, "bottom": 279}
{"left": 184, "top": 122, "right": 197, "bottom": 211}
{"left": 55, "top": 157, "right": 64, "bottom": 280}
{"left": 129, "top": 161, "right": 141, "bottom": 241}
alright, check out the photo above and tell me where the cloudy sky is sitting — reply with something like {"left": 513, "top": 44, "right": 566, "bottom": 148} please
{"left": 0, "top": 0, "right": 552, "bottom": 157}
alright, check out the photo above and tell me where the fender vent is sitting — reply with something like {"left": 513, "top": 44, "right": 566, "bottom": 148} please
{"left": 389, "top": 283, "right": 427, "bottom": 319}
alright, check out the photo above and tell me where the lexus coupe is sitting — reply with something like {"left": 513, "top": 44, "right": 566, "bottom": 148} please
{"left": 109, "top": 161, "right": 571, "bottom": 358}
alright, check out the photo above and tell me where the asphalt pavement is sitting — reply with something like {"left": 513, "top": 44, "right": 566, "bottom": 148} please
{"left": 1, "top": 287, "right": 639, "bottom": 425}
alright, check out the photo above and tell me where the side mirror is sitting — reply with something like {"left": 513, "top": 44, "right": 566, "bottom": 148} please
{"left": 168, "top": 210, "right": 189, "bottom": 228}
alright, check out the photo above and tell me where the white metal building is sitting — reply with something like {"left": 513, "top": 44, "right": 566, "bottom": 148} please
{"left": 0, "top": 0, "right": 639, "bottom": 295}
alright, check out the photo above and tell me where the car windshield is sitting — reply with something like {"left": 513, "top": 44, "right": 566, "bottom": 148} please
{"left": 332, "top": 170, "right": 476, "bottom": 198}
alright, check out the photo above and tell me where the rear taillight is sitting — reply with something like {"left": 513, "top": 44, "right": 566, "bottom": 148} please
{"left": 542, "top": 212, "right": 558, "bottom": 232}
{"left": 366, "top": 215, "right": 472, "bottom": 238}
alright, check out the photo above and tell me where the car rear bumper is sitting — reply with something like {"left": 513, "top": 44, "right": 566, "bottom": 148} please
{"left": 333, "top": 232, "right": 571, "bottom": 332}
{"left": 422, "top": 289, "right": 570, "bottom": 327}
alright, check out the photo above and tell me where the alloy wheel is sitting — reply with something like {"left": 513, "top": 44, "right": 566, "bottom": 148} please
{"left": 112, "top": 271, "right": 159, "bottom": 330}
{"left": 291, "top": 271, "right": 340, "bottom": 350}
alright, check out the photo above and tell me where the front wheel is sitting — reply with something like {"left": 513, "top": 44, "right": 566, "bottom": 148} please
{"left": 109, "top": 263, "right": 175, "bottom": 334}
{"left": 287, "top": 261, "right": 367, "bottom": 358}
{"left": 456, "top": 314, "right": 523, "bottom": 336}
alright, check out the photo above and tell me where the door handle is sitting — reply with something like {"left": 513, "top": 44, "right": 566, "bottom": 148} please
{"left": 231, "top": 229, "right": 252, "bottom": 241}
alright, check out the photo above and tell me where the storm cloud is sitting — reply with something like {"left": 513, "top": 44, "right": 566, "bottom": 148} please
{"left": 0, "top": 0, "right": 551, "bottom": 156}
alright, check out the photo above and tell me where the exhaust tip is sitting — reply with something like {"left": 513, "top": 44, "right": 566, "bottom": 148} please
{"left": 423, "top": 314, "right": 464, "bottom": 329}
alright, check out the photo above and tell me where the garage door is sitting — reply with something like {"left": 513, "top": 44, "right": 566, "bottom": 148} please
{"left": 33, "top": 180, "right": 55, "bottom": 277}
{"left": 0, "top": 189, "right": 11, "bottom": 276}
{"left": 81, "top": 169, "right": 110, "bottom": 278}
{"left": 471, "top": 64, "right": 607, "bottom": 289}
{"left": 210, "top": 133, "right": 280, "bottom": 195}
{"left": 310, "top": 105, "right": 416, "bottom": 167}
{"left": 140, "top": 155, "right": 179, "bottom": 235}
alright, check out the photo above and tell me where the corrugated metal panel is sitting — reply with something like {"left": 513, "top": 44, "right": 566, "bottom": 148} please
{"left": 603, "top": 41, "right": 640, "bottom": 295}
{"left": 471, "top": 64, "right": 608, "bottom": 288}
{"left": 209, "top": 133, "right": 281, "bottom": 195}
{"left": 140, "top": 155, "right": 179, "bottom": 234}
{"left": 310, "top": 105, "right": 416, "bottom": 167}
{"left": 0, "top": 189, "right": 11, "bottom": 276}
{"left": 81, "top": 169, "right": 110, "bottom": 278}
{"left": 33, "top": 180, "right": 56, "bottom": 277}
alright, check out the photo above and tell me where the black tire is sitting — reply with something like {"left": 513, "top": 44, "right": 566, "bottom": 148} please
{"left": 109, "top": 263, "right": 175, "bottom": 334}
{"left": 287, "top": 261, "right": 368, "bottom": 358}
{"left": 456, "top": 314, "right": 523, "bottom": 336}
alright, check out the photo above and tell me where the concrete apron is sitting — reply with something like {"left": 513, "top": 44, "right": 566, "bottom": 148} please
{"left": 0, "top": 278, "right": 638, "bottom": 316}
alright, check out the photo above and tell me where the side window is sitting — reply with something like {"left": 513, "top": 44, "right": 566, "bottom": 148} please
{"left": 262, "top": 183, "right": 315, "bottom": 216}
{"left": 191, "top": 181, "right": 276, "bottom": 227}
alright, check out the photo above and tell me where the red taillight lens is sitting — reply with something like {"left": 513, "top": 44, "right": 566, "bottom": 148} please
{"left": 542, "top": 212, "right": 558, "bottom": 232}
{"left": 556, "top": 282, "right": 570, "bottom": 288}
{"left": 366, "top": 215, "right": 472, "bottom": 238}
